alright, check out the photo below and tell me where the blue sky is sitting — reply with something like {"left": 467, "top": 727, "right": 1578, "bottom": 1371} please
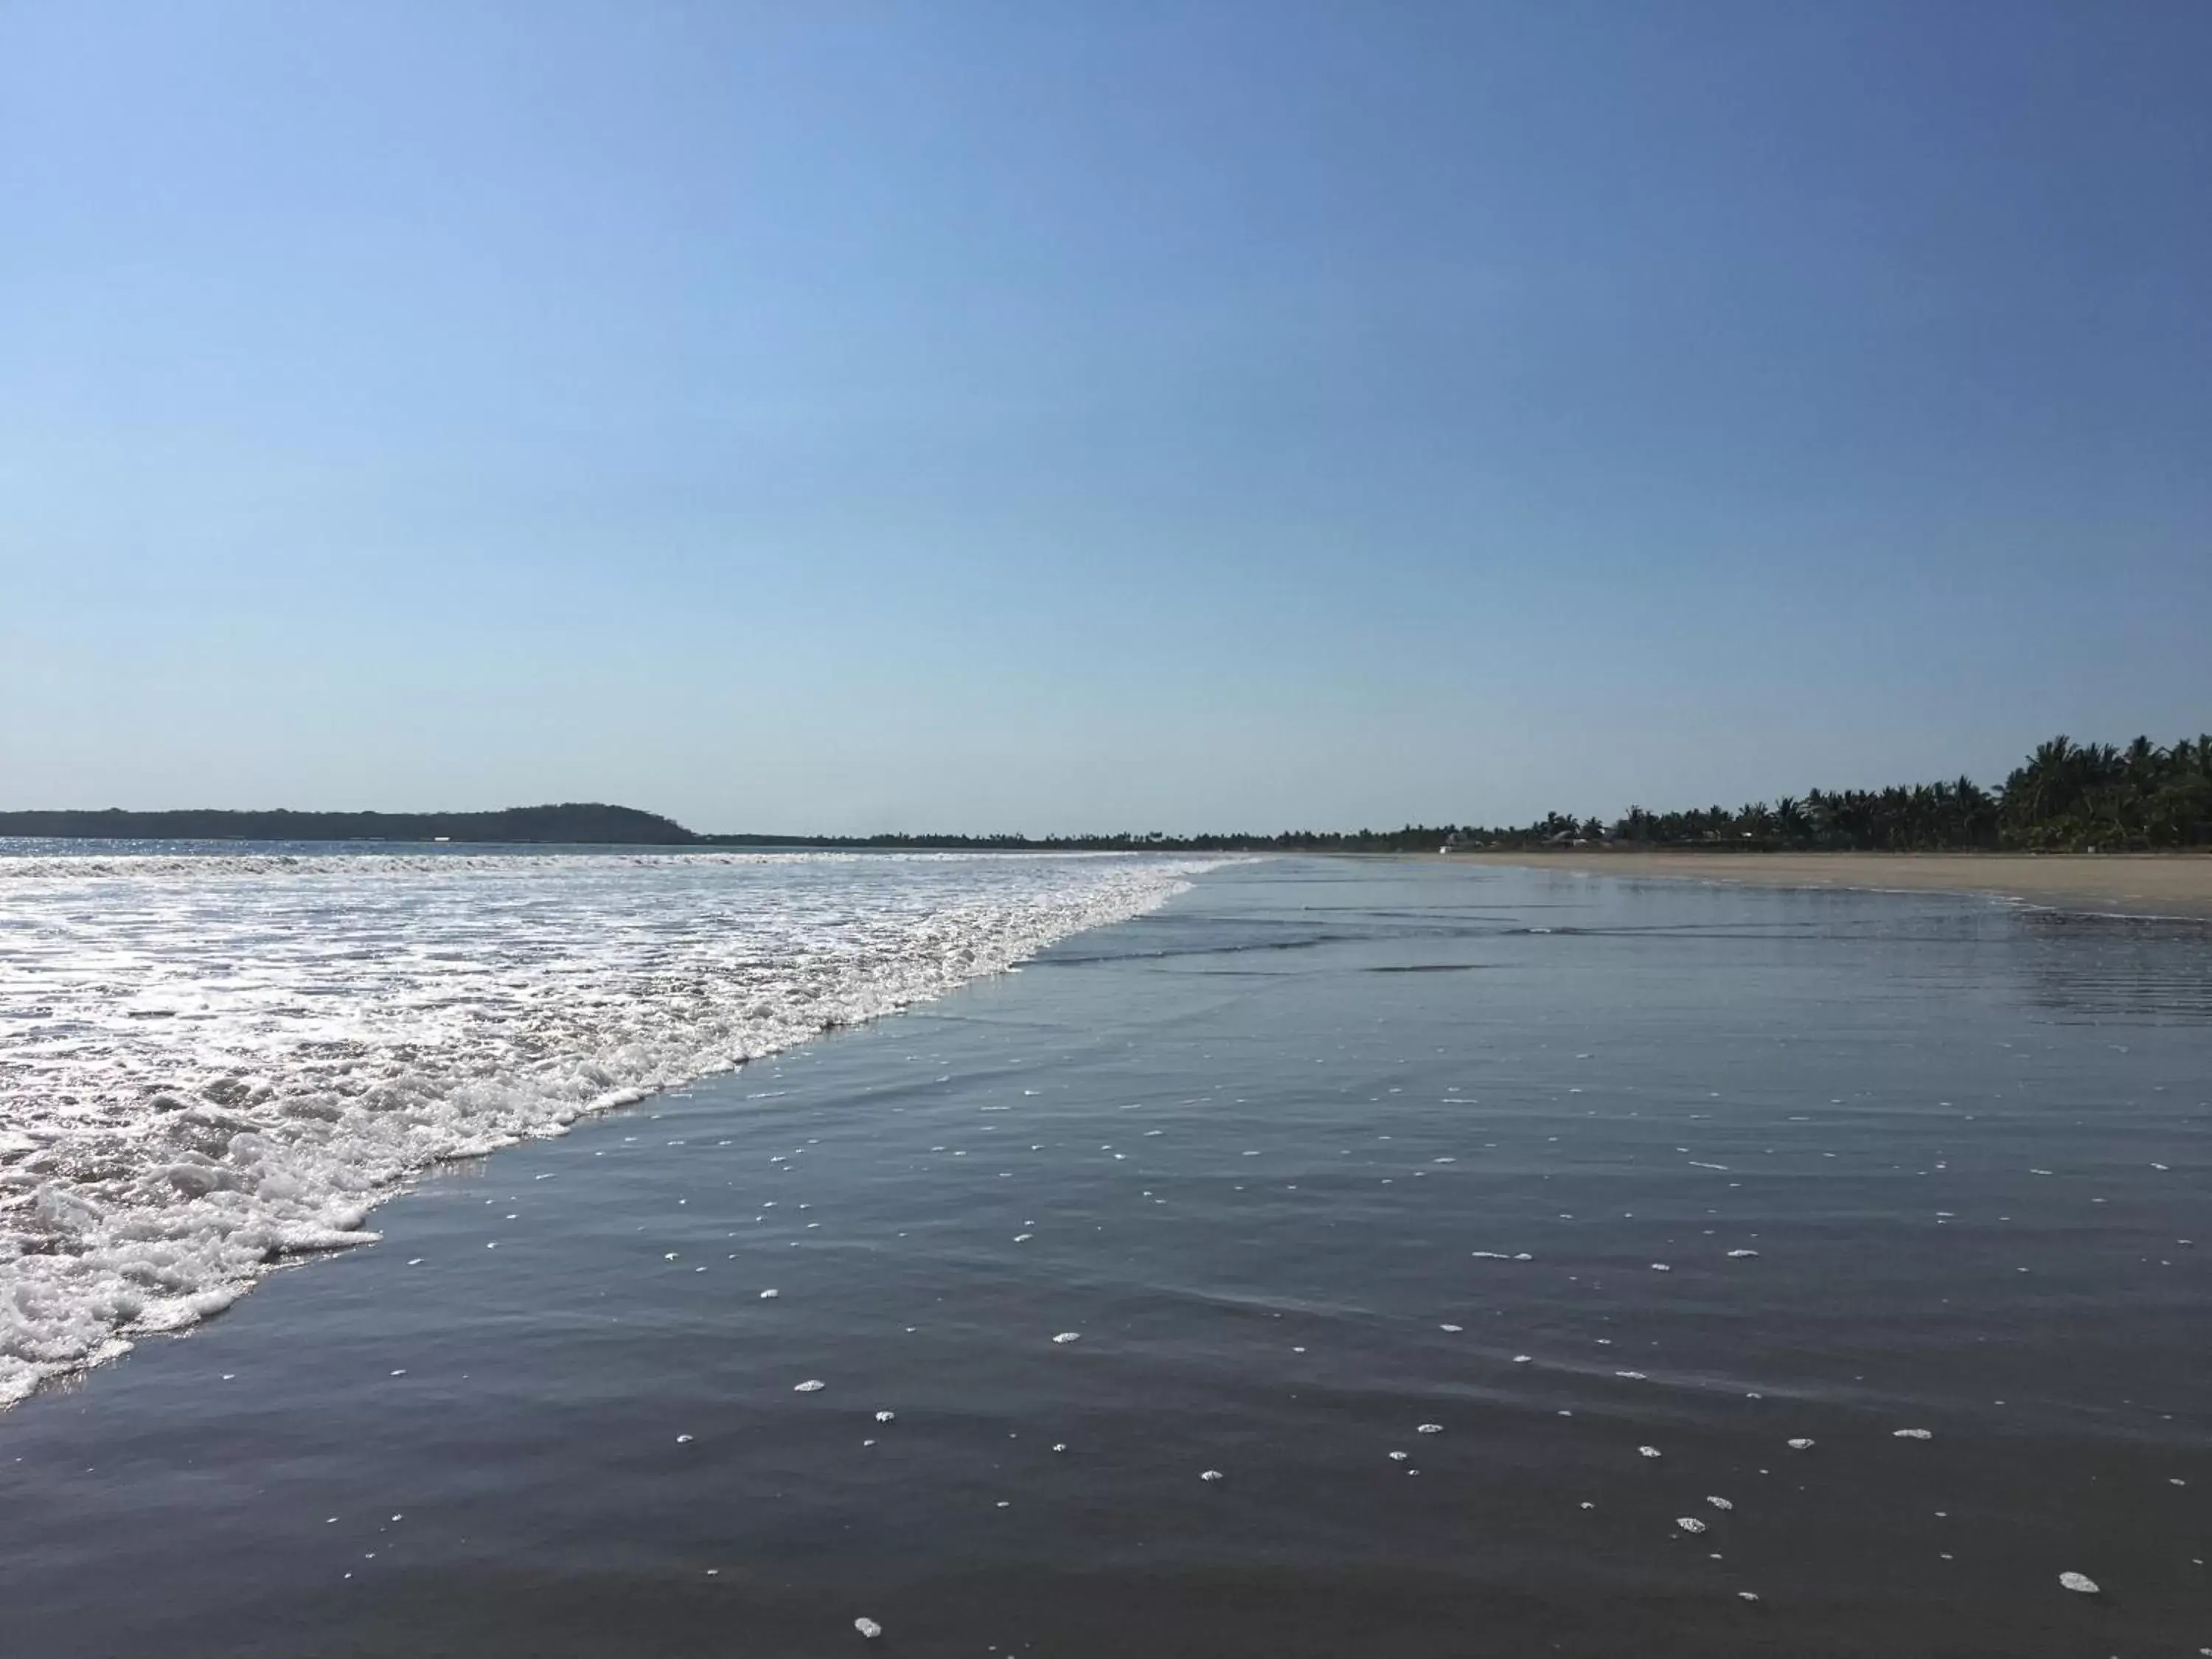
{"left": 4, "top": 1, "right": 2208, "bottom": 833}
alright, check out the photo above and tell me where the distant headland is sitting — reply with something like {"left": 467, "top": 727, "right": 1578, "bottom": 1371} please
{"left": 0, "top": 804, "right": 698, "bottom": 846}
{"left": 4, "top": 731, "right": 2205, "bottom": 855}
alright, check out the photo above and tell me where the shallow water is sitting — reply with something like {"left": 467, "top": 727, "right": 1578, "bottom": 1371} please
{"left": 1, "top": 857, "right": 2206, "bottom": 1656}
{"left": 0, "top": 846, "right": 1214, "bottom": 1404}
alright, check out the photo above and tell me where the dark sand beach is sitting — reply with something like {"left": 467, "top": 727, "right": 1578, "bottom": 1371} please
{"left": 2, "top": 858, "right": 2206, "bottom": 1657}
{"left": 1447, "top": 850, "right": 2212, "bottom": 921}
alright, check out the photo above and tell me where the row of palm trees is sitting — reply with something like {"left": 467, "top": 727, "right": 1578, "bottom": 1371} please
{"left": 1995, "top": 734, "right": 2212, "bottom": 850}
{"left": 1563, "top": 733, "right": 2210, "bottom": 852}
{"left": 1604, "top": 776, "right": 2003, "bottom": 851}
{"left": 738, "top": 734, "right": 2208, "bottom": 854}
{"left": 995, "top": 735, "right": 2209, "bottom": 855}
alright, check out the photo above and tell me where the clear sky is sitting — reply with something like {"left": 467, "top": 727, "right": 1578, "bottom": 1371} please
{"left": 4, "top": 1, "right": 2208, "bottom": 834}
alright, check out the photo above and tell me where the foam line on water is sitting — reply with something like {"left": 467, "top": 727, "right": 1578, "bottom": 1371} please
{"left": 0, "top": 850, "right": 1228, "bottom": 1406}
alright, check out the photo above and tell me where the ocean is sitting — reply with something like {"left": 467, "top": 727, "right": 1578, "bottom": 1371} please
{"left": 0, "top": 844, "right": 1220, "bottom": 1408}
{"left": 1, "top": 852, "right": 2205, "bottom": 1655}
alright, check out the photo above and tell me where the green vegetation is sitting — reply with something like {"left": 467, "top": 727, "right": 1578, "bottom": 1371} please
{"left": 751, "top": 731, "right": 2208, "bottom": 854}
{"left": 7, "top": 734, "right": 2205, "bottom": 854}
{"left": 0, "top": 804, "right": 698, "bottom": 845}
{"left": 1993, "top": 735, "right": 2212, "bottom": 851}
{"left": 1467, "top": 731, "right": 2212, "bottom": 854}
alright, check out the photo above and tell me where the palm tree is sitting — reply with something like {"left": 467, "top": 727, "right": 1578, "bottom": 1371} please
{"left": 1464, "top": 731, "right": 2207, "bottom": 853}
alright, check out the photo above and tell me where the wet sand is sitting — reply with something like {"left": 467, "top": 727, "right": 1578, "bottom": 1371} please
{"left": 1443, "top": 850, "right": 2212, "bottom": 920}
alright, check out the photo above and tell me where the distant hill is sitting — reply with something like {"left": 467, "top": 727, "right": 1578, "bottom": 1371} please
{"left": 0, "top": 804, "right": 700, "bottom": 845}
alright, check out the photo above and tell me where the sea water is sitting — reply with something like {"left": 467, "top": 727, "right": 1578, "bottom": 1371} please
{"left": 0, "top": 856, "right": 2205, "bottom": 1656}
{"left": 0, "top": 844, "right": 1219, "bottom": 1405}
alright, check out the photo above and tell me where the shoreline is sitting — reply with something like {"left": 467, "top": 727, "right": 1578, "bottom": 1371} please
{"left": 3, "top": 858, "right": 2205, "bottom": 1657}
{"left": 1432, "top": 849, "right": 2212, "bottom": 921}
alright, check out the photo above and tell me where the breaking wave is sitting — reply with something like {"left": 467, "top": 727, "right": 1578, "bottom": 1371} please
{"left": 0, "top": 849, "right": 1222, "bottom": 1406}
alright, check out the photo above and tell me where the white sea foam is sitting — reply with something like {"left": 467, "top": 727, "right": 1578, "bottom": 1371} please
{"left": 0, "top": 848, "right": 1222, "bottom": 1407}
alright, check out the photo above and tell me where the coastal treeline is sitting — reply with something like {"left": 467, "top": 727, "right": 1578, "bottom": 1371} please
{"left": 7, "top": 734, "right": 2205, "bottom": 854}
{"left": 793, "top": 731, "right": 2205, "bottom": 853}
{"left": 739, "top": 732, "right": 2210, "bottom": 854}
{"left": 1467, "top": 732, "right": 2212, "bottom": 854}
